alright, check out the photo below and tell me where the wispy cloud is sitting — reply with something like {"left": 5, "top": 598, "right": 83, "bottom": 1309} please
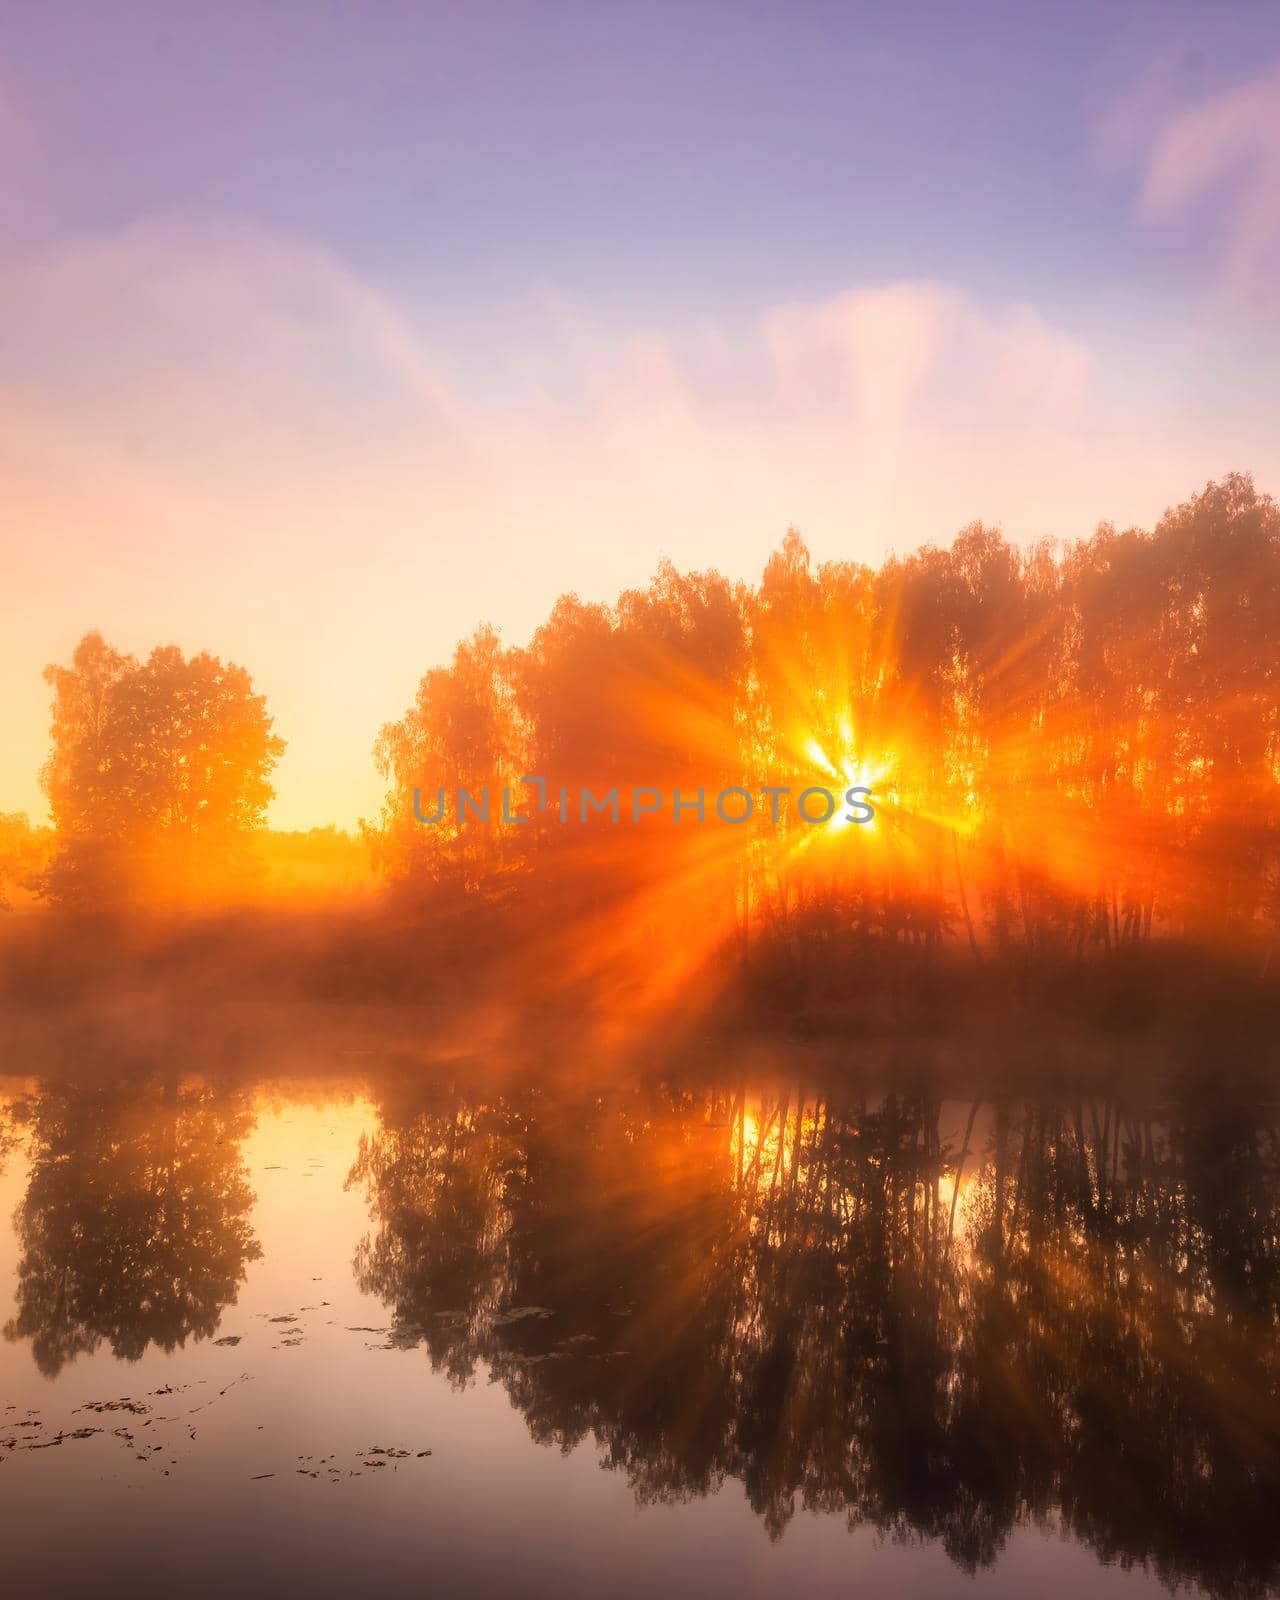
{"left": 1129, "top": 59, "right": 1280, "bottom": 296}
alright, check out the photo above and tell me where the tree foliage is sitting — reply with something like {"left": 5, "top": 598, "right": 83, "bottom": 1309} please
{"left": 372, "top": 475, "right": 1280, "bottom": 999}
{"left": 38, "top": 631, "right": 285, "bottom": 906}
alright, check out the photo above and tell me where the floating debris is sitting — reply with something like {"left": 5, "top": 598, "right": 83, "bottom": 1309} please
{"left": 27, "top": 1427, "right": 101, "bottom": 1450}
{"left": 490, "top": 1306, "right": 554, "bottom": 1326}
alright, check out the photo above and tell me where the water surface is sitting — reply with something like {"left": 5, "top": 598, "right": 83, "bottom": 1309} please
{"left": 2, "top": 1018, "right": 1277, "bottom": 1598}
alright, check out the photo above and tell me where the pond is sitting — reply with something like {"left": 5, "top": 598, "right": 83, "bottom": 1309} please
{"left": 1, "top": 1008, "right": 1277, "bottom": 1598}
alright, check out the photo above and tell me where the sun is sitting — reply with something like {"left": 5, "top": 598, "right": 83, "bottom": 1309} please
{"left": 802, "top": 732, "right": 892, "bottom": 828}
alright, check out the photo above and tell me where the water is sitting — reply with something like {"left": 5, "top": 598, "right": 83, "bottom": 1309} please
{"left": 1, "top": 1008, "right": 1277, "bottom": 1598}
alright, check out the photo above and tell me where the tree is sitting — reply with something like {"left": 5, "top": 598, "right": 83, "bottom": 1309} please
{"left": 38, "top": 631, "right": 285, "bottom": 905}
{"left": 372, "top": 623, "right": 526, "bottom": 891}
{"left": 367, "top": 476, "right": 1280, "bottom": 993}
{"left": 0, "top": 812, "right": 52, "bottom": 909}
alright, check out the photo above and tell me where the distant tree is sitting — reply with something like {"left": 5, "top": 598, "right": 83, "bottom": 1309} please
{"left": 38, "top": 631, "right": 285, "bottom": 905}
{"left": 0, "top": 812, "right": 52, "bottom": 909}
{"left": 372, "top": 623, "right": 526, "bottom": 891}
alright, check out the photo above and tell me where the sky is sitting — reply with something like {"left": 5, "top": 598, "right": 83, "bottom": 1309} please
{"left": 3, "top": 0, "right": 1280, "bottom": 829}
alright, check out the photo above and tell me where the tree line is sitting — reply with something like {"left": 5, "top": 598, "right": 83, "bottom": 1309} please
{"left": 374, "top": 471, "right": 1280, "bottom": 1010}
{"left": 6, "top": 473, "right": 1279, "bottom": 1005}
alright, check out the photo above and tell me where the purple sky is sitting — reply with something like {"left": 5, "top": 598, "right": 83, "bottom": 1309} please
{"left": 2, "top": 1, "right": 1279, "bottom": 826}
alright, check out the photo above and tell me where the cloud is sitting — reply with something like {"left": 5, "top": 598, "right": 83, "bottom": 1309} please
{"left": 0, "top": 216, "right": 462, "bottom": 479}
{"left": 1131, "top": 59, "right": 1280, "bottom": 295}
{"left": 0, "top": 220, "right": 1118, "bottom": 604}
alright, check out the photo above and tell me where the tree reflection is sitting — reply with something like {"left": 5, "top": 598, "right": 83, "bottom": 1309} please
{"left": 349, "top": 1075, "right": 1280, "bottom": 1597}
{"left": 4, "top": 1077, "right": 261, "bottom": 1375}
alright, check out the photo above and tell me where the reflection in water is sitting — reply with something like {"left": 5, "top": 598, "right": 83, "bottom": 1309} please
{"left": 2, "top": 1053, "right": 1278, "bottom": 1598}
{"left": 3, "top": 1076, "right": 261, "bottom": 1374}
{"left": 347, "top": 1078, "right": 1280, "bottom": 1597}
